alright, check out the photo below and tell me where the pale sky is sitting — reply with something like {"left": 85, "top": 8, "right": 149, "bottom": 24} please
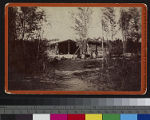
{"left": 40, "top": 7, "right": 141, "bottom": 41}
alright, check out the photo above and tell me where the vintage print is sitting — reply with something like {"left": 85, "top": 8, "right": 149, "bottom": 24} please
{"left": 5, "top": 3, "right": 147, "bottom": 94}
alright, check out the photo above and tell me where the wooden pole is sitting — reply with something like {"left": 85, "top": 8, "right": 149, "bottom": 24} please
{"left": 68, "top": 40, "right": 70, "bottom": 54}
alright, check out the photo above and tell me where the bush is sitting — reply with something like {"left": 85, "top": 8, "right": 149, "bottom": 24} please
{"left": 109, "top": 39, "right": 123, "bottom": 57}
{"left": 9, "top": 39, "right": 49, "bottom": 75}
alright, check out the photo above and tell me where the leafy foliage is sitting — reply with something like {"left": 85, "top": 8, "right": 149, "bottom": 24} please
{"left": 71, "top": 7, "right": 93, "bottom": 55}
{"left": 8, "top": 7, "right": 18, "bottom": 42}
{"left": 119, "top": 8, "right": 141, "bottom": 54}
{"left": 72, "top": 7, "right": 92, "bottom": 40}
{"left": 8, "top": 7, "right": 49, "bottom": 75}
{"left": 16, "top": 7, "right": 46, "bottom": 40}
{"left": 102, "top": 7, "right": 117, "bottom": 40}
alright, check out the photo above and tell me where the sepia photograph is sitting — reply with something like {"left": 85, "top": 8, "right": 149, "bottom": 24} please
{"left": 5, "top": 4, "right": 147, "bottom": 94}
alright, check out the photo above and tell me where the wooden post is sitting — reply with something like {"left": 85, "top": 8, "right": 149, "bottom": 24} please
{"left": 55, "top": 43, "right": 58, "bottom": 54}
{"left": 96, "top": 39, "right": 98, "bottom": 58}
{"left": 68, "top": 40, "right": 70, "bottom": 54}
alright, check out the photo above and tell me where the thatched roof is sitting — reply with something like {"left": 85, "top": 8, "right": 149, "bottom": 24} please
{"left": 48, "top": 39, "right": 76, "bottom": 45}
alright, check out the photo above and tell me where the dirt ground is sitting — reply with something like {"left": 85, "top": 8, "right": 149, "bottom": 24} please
{"left": 8, "top": 58, "right": 141, "bottom": 91}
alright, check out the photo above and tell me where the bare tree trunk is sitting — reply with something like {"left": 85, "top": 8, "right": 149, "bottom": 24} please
{"left": 121, "top": 31, "right": 127, "bottom": 90}
{"left": 122, "top": 32, "right": 126, "bottom": 55}
{"left": 36, "top": 35, "right": 41, "bottom": 62}
{"left": 102, "top": 37, "right": 104, "bottom": 69}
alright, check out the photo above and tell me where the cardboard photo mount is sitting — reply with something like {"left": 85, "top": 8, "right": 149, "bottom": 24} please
{"left": 5, "top": 3, "right": 147, "bottom": 95}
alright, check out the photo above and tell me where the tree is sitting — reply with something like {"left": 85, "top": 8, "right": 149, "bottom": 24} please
{"left": 119, "top": 8, "right": 132, "bottom": 54}
{"left": 128, "top": 8, "right": 141, "bottom": 55}
{"left": 16, "top": 7, "right": 47, "bottom": 61}
{"left": 102, "top": 7, "right": 117, "bottom": 41}
{"left": 8, "top": 7, "right": 49, "bottom": 73}
{"left": 8, "top": 7, "right": 18, "bottom": 42}
{"left": 71, "top": 7, "right": 92, "bottom": 56}
{"left": 16, "top": 7, "right": 46, "bottom": 41}
{"left": 119, "top": 8, "right": 141, "bottom": 54}
{"left": 101, "top": 7, "right": 117, "bottom": 62}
